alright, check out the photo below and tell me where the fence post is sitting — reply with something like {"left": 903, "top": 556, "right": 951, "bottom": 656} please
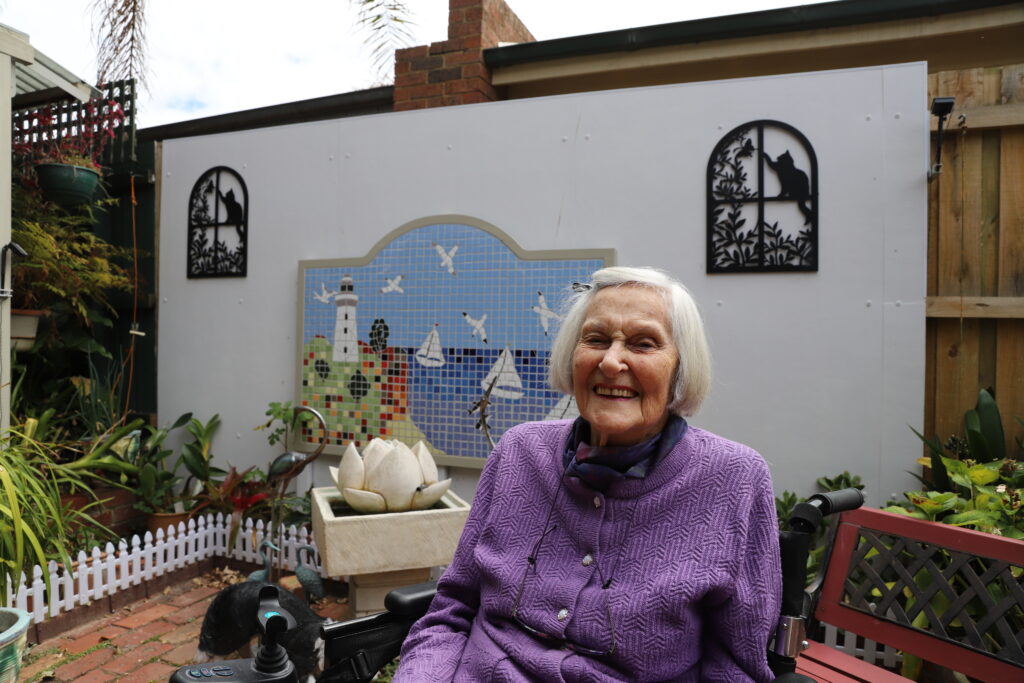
{"left": 47, "top": 561, "right": 61, "bottom": 619}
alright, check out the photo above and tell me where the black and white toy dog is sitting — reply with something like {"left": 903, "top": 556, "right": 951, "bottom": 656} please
{"left": 194, "top": 581, "right": 329, "bottom": 682}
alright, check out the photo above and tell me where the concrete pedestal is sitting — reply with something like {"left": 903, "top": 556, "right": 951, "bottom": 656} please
{"left": 311, "top": 487, "right": 470, "bottom": 614}
{"left": 349, "top": 567, "right": 431, "bottom": 616}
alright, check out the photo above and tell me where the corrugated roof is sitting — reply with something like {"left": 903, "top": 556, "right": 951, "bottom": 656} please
{"left": 0, "top": 22, "right": 100, "bottom": 108}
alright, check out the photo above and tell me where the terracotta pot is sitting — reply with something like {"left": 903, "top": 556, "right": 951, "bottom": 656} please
{"left": 146, "top": 511, "right": 191, "bottom": 536}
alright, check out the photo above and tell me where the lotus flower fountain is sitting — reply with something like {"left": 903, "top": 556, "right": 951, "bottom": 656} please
{"left": 329, "top": 438, "right": 451, "bottom": 513}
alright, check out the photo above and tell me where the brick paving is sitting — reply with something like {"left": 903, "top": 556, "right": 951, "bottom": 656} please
{"left": 18, "top": 573, "right": 352, "bottom": 683}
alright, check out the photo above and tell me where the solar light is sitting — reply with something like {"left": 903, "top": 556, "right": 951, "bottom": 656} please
{"left": 928, "top": 96, "right": 956, "bottom": 180}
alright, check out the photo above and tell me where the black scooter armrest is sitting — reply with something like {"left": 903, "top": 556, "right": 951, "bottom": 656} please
{"left": 383, "top": 581, "right": 437, "bottom": 617}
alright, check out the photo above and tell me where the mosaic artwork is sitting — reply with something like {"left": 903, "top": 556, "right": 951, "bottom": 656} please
{"left": 298, "top": 221, "right": 610, "bottom": 464}
{"left": 706, "top": 120, "right": 818, "bottom": 273}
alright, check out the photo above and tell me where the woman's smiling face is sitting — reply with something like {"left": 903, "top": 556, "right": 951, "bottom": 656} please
{"left": 571, "top": 285, "right": 679, "bottom": 447}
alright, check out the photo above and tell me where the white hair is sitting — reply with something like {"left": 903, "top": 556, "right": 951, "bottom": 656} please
{"left": 548, "top": 266, "right": 711, "bottom": 416}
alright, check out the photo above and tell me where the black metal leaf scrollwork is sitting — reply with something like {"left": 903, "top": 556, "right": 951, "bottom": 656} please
{"left": 706, "top": 120, "right": 818, "bottom": 273}
{"left": 187, "top": 166, "right": 248, "bottom": 278}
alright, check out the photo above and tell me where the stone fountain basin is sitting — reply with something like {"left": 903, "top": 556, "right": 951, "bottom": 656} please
{"left": 310, "top": 486, "right": 470, "bottom": 577}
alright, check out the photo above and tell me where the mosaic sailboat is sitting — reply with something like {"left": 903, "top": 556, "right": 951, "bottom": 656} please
{"left": 415, "top": 325, "right": 445, "bottom": 367}
{"left": 545, "top": 394, "right": 579, "bottom": 421}
{"left": 482, "top": 346, "right": 523, "bottom": 400}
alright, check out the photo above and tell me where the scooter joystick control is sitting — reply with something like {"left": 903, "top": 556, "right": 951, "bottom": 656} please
{"left": 169, "top": 585, "right": 299, "bottom": 683}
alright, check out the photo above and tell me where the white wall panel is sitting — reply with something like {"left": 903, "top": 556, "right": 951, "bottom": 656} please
{"left": 158, "top": 62, "right": 927, "bottom": 506}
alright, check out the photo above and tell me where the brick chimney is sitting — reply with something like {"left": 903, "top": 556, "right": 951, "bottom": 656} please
{"left": 393, "top": 0, "right": 534, "bottom": 111}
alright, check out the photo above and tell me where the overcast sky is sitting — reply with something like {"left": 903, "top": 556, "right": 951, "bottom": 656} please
{"left": 1, "top": 1, "right": 832, "bottom": 129}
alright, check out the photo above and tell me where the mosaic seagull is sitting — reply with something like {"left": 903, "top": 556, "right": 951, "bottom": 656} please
{"left": 462, "top": 311, "right": 488, "bottom": 343}
{"left": 380, "top": 275, "right": 404, "bottom": 294}
{"left": 433, "top": 243, "right": 459, "bottom": 275}
{"left": 531, "top": 290, "right": 561, "bottom": 335}
{"left": 312, "top": 283, "right": 333, "bottom": 304}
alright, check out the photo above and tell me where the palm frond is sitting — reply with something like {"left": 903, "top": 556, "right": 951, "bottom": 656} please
{"left": 91, "top": 0, "right": 148, "bottom": 88}
{"left": 351, "top": 0, "right": 415, "bottom": 83}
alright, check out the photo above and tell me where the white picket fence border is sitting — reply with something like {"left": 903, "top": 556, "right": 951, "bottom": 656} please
{"left": 4, "top": 512, "right": 324, "bottom": 625}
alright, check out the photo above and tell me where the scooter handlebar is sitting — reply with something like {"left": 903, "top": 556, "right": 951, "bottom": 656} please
{"left": 807, "top": 488, "right": 864, "bottom": 516}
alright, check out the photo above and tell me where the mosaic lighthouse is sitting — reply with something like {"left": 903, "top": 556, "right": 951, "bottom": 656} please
{"left": 333, "top": 275, "right": 358, "bottom": 362}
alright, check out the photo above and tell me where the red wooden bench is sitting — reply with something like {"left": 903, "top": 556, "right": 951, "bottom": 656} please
{"left": 794, "top": 507, "right": 1024, "bottom": 682}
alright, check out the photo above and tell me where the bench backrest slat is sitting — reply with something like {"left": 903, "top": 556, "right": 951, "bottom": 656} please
{"left": 815, "top": 507, "right": 1024, "bottom": 682}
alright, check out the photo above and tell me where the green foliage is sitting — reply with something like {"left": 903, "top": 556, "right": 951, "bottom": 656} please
{"left": 0, "top": 430, "right": 113, "bottom": 609}
{"left": 9, "top": 167, "right": 135, "bottom": 438}
{"left": 129, "top": 412, "right": 193, "bottom": 514}
{"left": 181, "top": 414, "right": 225, "bottom": 487}
{"left": 257, "top": 401, "right": 299, "bottom": 448}
{"left": 256, "top": 400, "right": 320, "bottom": 450}
{"left": 10, "top": 180, "right": 132, "bottom": 328}
{"left": 898, "top": 389, "right": 1024, "bottom": 538}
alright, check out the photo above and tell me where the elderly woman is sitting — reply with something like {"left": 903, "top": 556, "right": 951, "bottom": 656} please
{"left": 394, "top": 267, "right": 781, "bottom": 681}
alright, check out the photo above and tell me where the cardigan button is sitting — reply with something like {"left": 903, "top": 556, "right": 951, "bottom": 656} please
{"left": 593, "top": 496, "right": 602, "bottom": 508}
{"left": 557, "top": 608, "right": 569, "bottom": 621}
{"left": 582, "top": 554, "right": 593, "bottom": 566}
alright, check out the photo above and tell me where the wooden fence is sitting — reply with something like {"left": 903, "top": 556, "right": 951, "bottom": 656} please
{"left": 4, "top": 513, "right": 323, "bottom": 626}
{"left": 925, "top": 63, "right": 1024, "bottom": 456}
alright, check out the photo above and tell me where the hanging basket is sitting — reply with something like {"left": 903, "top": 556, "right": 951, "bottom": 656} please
{"left": 34, "top": 163, "right": 100, "bottom": 206}
{"left": 0, "top": 607, "right": 30, "bottom": 683}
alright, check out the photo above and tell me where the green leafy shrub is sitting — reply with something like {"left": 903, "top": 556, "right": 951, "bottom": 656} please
{"left": 891, "top": 389, "right": 1023, "bottom": 538}
{"left": 0, "top": 430, "right": 114, "bottom": 608}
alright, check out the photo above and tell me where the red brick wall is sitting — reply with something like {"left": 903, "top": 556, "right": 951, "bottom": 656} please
{"left": 393, "top": 0, "right": 534, "bottom": 111}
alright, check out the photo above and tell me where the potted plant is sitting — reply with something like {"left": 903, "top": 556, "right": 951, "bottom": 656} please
{"left": 0, "top": 428, "right": 112, "bottom": 612}
{"left": 131, "top": 415, "right": 191, "bottom": 534}
{"left": 0, "top": 605, "right": 30, "bottom": 683}
{"left": 14, "top": 99, "right": 125, "bottom": 207}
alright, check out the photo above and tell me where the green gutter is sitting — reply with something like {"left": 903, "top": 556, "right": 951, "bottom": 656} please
{"left": 485, "top": 0, "right": 1022, "bottom": 69}
{"left": 140, "top": 86, "right": 394, "bottom": 142}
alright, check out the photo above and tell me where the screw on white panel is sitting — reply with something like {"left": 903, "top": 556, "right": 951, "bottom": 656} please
{"left": 865, "top": 300, "right": 872, "bottom": 307}
{"left": 239, "top": 298, "right": 244, "bottom": 304}
{"left": 447, "top": 144, "right": 453, "bottom": 151}
{"left": 865, "top": 115, "right": 872, "bottom": 121}
{"left": 162, "top": 297, "right": 168, "bottom": 303}
{"left": 716, "top": 300, "right": 723, "bottom": 307}
{"left": 345, "top": 153, "right": 351, "bottom": 159}
{"left": 166, "top": 172, "right": 172, "bottom": 177}
{"left": 561, "top": 136, "right": 568, "bottom": 142}
{"left": 329, "top": 155, "right": 334, "bottom": 161}
{"left": 717, "top": 124, "right": 723, "bottom": 130}
{"left": 894, "top": 113, "right": 901, "bottom": 119}
{"left": 584, "top": 134, "right": 591, "bottom": 141}
{"left": 895, "top": 301, "right": 902, "bottom": 307}
{"left": 236, "top": 433, "right": 242, "bottom": 439}
{"left": 242, "top": 164, "right": 247, "bottom": 169}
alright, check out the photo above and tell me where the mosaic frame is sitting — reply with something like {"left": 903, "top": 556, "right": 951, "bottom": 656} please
{"left": 296, "top": 215, "right": 614, "bottom": 469}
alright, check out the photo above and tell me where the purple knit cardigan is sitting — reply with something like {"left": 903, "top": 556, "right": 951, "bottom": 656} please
{"left": 394, "top": 420, "right": 781, "bottom": 682}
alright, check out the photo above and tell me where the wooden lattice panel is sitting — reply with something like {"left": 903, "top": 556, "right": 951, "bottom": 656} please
{"left": 816, "top": 507, "right": 1024, "bottom": 681}
{"left": 842, "top": 528, "right": 1024, "bottom": 666}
